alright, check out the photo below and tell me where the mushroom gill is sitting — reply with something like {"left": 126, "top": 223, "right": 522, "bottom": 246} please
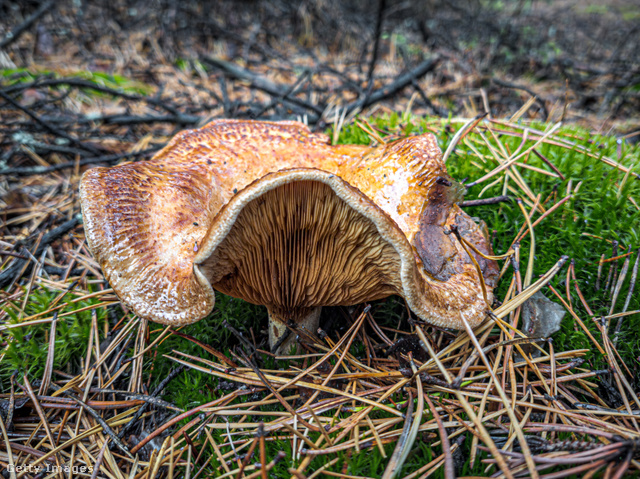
{"left": 80, "top": 119, "right": 498, "bottom": 352}
{"left": 196, "top": 172, "right": 404, "bottom": 349}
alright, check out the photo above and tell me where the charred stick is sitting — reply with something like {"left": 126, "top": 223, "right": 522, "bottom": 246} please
{"left": 460, "top": 195, "right": 511, "bottom": 207}
{"left": 3, "top": 77, "right": 184, "bottom": 117}
{"left": 491, "top": 78, "right": 549, "bottom": 120}
{"left": 222, "top": 320, "right": 256, "bottom": 353}
{"left": 0, "top": 216, "right": 81, "bottom": 288}
{"left": 252, "top": 69, "right": 311, "bottom": 119}
{"left": 0, "top": 147, "right": 158, "bottom": 177}
{"left": 117, "top": 365, "right": 185, "bottom": 439}
{"left": 42, "top": 266, "right": 84, "bottom": 277}
{"left": 411, "top": 79, "right": 448, "bottom": 117}
{"left": 347, "top": 57, "right": 440, "bottom": 114}
{"left": 0, "top": 89, "right": 102, "bottom": 155}
{"left": 90, "top": 442, "right": 108, "bottom": 479}
{"left": 91, "top": 389, "right": 181, "bottom": 412}
{"left": 364, "top": 0, "right": 387, "bottom": 97}
{"left": 0, "top": 0, "right": 58, "bottom": 49}
{"left": 12, "top": 140, "right": 102, "bottom": 157}
{"left": 203, "top": 57, "right": 323, "bottom": 116}
{"left": 218, "top": 74, "right": 232, "bottom": 116}
{"left": 87, "top": 113, "right": 200, "bottom": 125}
{"left": 67, "top": 394, "right": 133, "bottom": 458}
{"left": 318, "top": 65, "right": 364, "bottom": 95}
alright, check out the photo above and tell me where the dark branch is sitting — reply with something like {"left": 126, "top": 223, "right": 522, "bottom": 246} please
{"left": 491, "top": 78, "right": 549, "bottom": 121}
{"left": 0, "top": 89, "right": 103, "bottom": 155}
{"left": 0, "top": 0, "right": 58, "bottom": 49}
{"left": 460, "top": 195, "right": 511, "bottom": 207}
{"left": 411, "top": 79, "right": 449, "bottom": 117}
{"left": 0, "top": 148, "right": 159, "bottom": 177}
{"left": 203, "top": 57, "right": 324, "bottom": 117}
{"left": 117, "top": 365, "right": 185, "bottom": 439}
{"left": 252, "top": 69, "right": 311, "bottom": 119}
{"left": 0, "top": 217, "right": 81, "bottom": 289}
{"left": 365, "top": 0, "right": 387, "bottom": 91}
{"left": 347, "top": 56, "right": 440, "bottom": 114}
{"left": 2, "top": 77, "right": 189, "bottom": 118}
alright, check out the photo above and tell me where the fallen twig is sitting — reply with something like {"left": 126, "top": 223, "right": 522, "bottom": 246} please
{"left": 0, "top": 0, "right": 58, "bottom": 49}
{"left": 0, "top": 147, "right": 158, "bottom": 177}
{"left": 0, "top": 216, "right": 81, "bottom": 288}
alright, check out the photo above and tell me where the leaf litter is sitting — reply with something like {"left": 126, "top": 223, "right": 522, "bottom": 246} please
{"left": 1, "top": 1, "right": 639, "bottom": 475}
{"left": 0, "top": 113, "right": 639, "bottom": 477}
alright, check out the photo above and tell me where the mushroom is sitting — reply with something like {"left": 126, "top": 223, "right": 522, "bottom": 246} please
{"left": 80, "top": 119, "right": 498, "bottom": 352}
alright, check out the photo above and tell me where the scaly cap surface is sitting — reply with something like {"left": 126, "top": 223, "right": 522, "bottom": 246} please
{"left": 80, "top": 119, "right": 497, "bottom": 329}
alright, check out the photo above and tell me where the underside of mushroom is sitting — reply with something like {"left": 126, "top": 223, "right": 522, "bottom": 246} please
{"left": 196, "top": 172, "right": 405, "bottom": 352}
{"left": 80, "top": 119, "right": 499, "bottom": 353}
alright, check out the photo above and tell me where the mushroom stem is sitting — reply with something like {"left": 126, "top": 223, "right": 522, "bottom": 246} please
{"left": 268, "top": 307, "right": 322, "bottom": 354}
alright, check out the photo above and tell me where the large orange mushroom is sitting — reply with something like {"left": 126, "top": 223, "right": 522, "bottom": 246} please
{"left": 80, "top": 120, "right": 498, "bottom": 352}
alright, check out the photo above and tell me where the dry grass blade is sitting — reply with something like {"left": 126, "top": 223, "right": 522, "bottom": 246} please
{"left": 415, "top": 325, "right": 516, "bottom": 479}
{"left": 461, "top": 317, "right": 540, "bottom": 479}
{"left": 517, "top": 198, "right": 537, "bottom": 289}
{"left": 422, "top": 394, "right": 454, "bottom": 479}
{"left": 442, "top": 113, "right": 487, "bottom": 164}
{"left": 466, "top": 122, "right": 562, "bottom": 190}
{"left": 0, "top": 414, "right": 16, "bottom": 479}
{"left": 38, "top": 311, "right": 57, "bottom": 396}
{"left": 494, "top": 255, "right": 569, "bottom": 319}
{"left": 381, "top": 390, "right": 415, "bottom": 479}
{"left": 2, "top": 108, "right": 639, "bottom": 478}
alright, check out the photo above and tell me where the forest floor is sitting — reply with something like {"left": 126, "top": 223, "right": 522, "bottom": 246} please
{"left": 1, "top": 0, "right": 639, "bottom": 138}
{"left": 1, "top": 1, "right": 640, "bottom": 478}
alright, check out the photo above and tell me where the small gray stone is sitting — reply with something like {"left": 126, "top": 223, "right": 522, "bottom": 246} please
{"left": 521, "top": 291, "right": 566, "bottom": 339}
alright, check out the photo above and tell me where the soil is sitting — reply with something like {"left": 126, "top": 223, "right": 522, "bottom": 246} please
{"left": 1, "top": 4, "right": 639, "bottom": 477}
{"left": 1, "top": 0, "right": 639, "bottom": 134}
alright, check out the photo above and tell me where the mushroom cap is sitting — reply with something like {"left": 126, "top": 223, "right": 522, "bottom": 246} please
{"left": 80, "top": 119, "right": 498, "bottom": 329}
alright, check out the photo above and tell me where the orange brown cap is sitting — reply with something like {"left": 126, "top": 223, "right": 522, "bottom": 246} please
{"left": 80, "top": 120, "right": 498, "bottom": 349}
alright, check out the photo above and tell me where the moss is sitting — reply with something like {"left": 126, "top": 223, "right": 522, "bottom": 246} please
{"left": 3, "top": 115, "right": 638, "bottom": 477}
